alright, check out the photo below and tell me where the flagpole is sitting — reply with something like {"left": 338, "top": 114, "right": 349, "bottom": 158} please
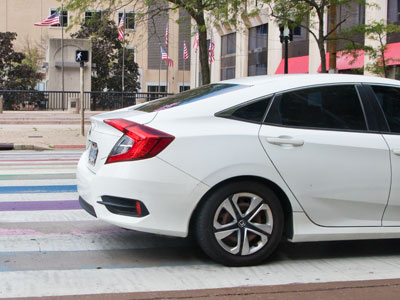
{"left": 61, "top": 1, "right": 65, "bottom": 109}
{"left": 195, "top": 50, "right": 197, "bottom": 88}
{"left": 121, "top": 10, "right": 126, "bottom": 107}
{"left": 166, "top": 23, "right": 169, "bottom": 93}
{"left": 158, "top": 44, "right": 161, "bottom": 94}
{"left": 183, "top": 42, "right": 185, "bottom": 92}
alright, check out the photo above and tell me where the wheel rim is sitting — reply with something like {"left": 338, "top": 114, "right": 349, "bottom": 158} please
{"left": 213, "top": 192, "right": 273, "bottom": 256}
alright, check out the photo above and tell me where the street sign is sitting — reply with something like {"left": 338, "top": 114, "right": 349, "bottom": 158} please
{"left": 75, "top": 50, "right": 89, "bottom": 63}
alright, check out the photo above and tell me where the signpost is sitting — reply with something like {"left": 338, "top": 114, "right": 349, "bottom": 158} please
{"left": 76, "top": 50, "right": 89, "bottom": 136}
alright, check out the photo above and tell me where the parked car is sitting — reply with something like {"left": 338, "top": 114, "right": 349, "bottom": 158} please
{"left": 77, "top": 74, "right": 400, "bottom": 266}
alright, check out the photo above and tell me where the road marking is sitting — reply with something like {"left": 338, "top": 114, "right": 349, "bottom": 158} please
{"left": 0, "top": 185, "right": 77, "bottom": 194}
{"left": 0, "top": 179, "right": 77, "bottom": 186}
{"left": 0, "top": 210, "right": 93, "bottom": 222}
{"left": 0, "top": 200, "right": 80, "bottom": 211}
{"left": 2, "top": 256, "right": 400, "bottom": 298}
{"left": 0, "top": 173, "right": 76, "bottom": 180}
{"left": 0, "top": 192, "right": 77, "bottom": 202}
{"left": 0, "top": 230, "right": 189, "bottom": 252}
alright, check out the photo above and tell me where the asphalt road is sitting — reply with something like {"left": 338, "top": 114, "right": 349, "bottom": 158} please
{"left": 1, "top": 150, "right": 400, "bottom": 299}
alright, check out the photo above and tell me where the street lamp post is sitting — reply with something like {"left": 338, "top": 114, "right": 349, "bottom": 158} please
{"left": 279, "top": 24, "right": 293, "bottom": 74}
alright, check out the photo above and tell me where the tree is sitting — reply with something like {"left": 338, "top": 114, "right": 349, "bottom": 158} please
{"left": 71, "top": 17, "right": 140, "bottom": 92}
{"left": 342, "top": 20, "right": 400, "bottom": 78}
{"left": 64, "top": 0, "right": 245, "bottom": 85}
{"left": 262, "top": 0, "right": 366, "bottom": 73}
{"left": 0, "top": 32, "right": 41, "bottom": 90}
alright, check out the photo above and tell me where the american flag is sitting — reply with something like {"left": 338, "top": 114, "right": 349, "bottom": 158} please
{"left": 34, "top": 12, "right": 60, "bottom": 26}
{"left": 183, "top": 41, "right": 189, "bottom": 60}
{"left": 208, "top": 35, "right": 215, "bottom": 63}
{"left": 193, "top": 30, "right": 199, "bottom": 53}
{"left": 165, "top": 23, "right": 169, "bottom": 47}
{"left": 118, "top": 13, "right": 125, "bottom": 41}
{"left": 161, "top": 46, "right": 173, "bottom": 67}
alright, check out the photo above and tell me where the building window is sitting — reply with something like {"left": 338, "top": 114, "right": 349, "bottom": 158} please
{"left": 179, "top": 85, "right": 190, "bottom": 92}
{"left": 388, "top": 0, "right": 400, "bottom": 23}
{"left": 84, "top": 10, "right": 103, "bottom": 24}
{"left": 118, "top": 11, "right": 135, "bottom": 30}
{"left": 221, "top": 33, "right": 236, "bottom": 80}
{"left": 50, "top": 9, "right": 68, "bottom": 27}
{"left": 124, "top": 46, "right": 136, "bottom": 63}
{"left": 147, "top": 85, "right": 167, "bottom": 100}
{"left": 293, "top": 26, "right": 301, "bottom": 36}
{"left": 248, "top": 23, "right": 268, "bottom": 76}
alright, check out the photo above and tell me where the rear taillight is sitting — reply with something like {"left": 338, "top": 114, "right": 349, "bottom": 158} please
{"left": 104, "top": 118, "right": 174, "bottom": 164}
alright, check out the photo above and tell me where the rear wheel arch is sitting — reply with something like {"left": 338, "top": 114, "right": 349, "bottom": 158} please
{"left": 189, "top": 176, "right": 294, "bottom": 241}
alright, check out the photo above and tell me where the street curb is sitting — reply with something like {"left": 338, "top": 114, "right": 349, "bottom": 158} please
{"left": 54, "top": 145, "right": 86, "bottom": 149}
{"left": 13, "top": 144, "right": 51, "bottom": 151}
{"left": 0, "top": 143, "right": 14, "bottom": 150}
{"left": 0, "top": 144, "right": 86, "bottom": 150}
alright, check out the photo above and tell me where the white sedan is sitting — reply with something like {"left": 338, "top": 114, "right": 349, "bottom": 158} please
{"left": 77, "top": 74, "right": 400, "bottom": 266}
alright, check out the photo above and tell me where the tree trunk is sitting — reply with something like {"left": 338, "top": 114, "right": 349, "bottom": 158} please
{"left": 318, "top": 13, "right": 327, "bottom": 73}
{"left": 193, "top": 14, "right": 210, "bottom": 85}
{"left": 319, "top": 40, "right": 327, "bottom": 73}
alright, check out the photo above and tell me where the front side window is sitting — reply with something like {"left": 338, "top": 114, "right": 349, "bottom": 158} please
{"left": 50, "top": 9, "right": 68, "bottom": 27}
{"left": 371, "top": 85, "right": 400, "bottom": 133}
{"left": 265, "top": 85, "right": 367, "bottom": 131}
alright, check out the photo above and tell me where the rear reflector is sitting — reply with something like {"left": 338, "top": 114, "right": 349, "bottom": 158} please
{"left": 97, "top": 195, "right": 149, "bottom": 217}
{"left": 104, "top": 118, "right": 174, "bottom": 164}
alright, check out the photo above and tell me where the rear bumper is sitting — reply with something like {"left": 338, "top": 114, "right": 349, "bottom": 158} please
{"left": 76, "top": 150, "right": 209, "bottom": 237}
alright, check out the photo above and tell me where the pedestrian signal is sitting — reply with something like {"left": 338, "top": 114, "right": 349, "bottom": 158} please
{"left": 75, "top": 50, "right": 89, "bottom": 62}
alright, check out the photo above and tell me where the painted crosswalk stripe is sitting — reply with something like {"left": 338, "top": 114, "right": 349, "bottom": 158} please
{"left": 0, "top": 192, "right": 78, "bottom": 202}
{"left": 0, "top": 173, "right": 76, "bottom": 180}
{"left": 0, "top": 210, "right": 93, "bottom": 223}
{"left": 0, "top": 200, "right": 80, "bottom": 211}
{"left": 0, "top": 185, "right": 77, "bottom": 194}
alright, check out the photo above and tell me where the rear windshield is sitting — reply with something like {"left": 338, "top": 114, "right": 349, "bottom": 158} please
{"left": 135, "top": 83, "right": 247, "bottom": 113}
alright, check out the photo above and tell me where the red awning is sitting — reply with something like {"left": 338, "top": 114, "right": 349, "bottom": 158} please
{"left": 318, "top": 50, "right": 364, "bottom": 72}
{"left": 385, "top": 42, "right": 400, "bottom": 66}
{"left": 275, "top": 56, "right": 309, "bottom": 74}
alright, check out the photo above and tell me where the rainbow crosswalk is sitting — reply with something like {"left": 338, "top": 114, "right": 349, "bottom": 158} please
{"left": 2, "top": 150, "right": 400, "bottom": 298}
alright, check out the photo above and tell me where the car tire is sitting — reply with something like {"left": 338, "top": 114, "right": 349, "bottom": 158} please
{"left": 195, "top": 181, "right": 284, "bottom": 266}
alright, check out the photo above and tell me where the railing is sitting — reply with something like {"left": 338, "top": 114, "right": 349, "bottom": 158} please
{"left": 0, "top": 90, "right": 170, "bottom": 111}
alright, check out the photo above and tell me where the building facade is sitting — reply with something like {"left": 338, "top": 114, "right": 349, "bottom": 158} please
{"left": 0, "top": 0, "right": 190, "bottom": 94}
{"left": 191, "top": 0, "right": 400, "bottom": 87}
{"left": 0, "top": 0, "right": 399, "bottom": 98}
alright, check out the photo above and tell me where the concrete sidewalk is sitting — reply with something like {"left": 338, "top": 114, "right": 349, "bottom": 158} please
{"left": 0, "top": 111, "right": 101, "bottom": 150}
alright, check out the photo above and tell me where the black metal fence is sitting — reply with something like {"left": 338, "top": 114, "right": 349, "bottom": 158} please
{"left": 0, "top": 90, "right": 170, "bottom": 111}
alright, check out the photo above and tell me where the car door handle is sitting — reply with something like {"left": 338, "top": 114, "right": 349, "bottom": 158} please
{"left": 393, "top": 149, "right": 400, "bottom": 156}
{"left": 266, "top": 137, "right": 304, "bottom": 147}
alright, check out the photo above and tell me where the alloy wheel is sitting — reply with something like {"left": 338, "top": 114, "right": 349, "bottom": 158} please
{"left": 213, "top": 192, "right": 273, "bottom": 256}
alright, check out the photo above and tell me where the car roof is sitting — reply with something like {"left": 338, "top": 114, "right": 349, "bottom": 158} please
{"left": 221, "top": 74, "right": 400, "bottom": 87}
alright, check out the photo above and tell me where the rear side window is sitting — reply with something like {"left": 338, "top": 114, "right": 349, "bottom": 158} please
{"left": 265, "top": 85, "right": 367, "bottom": 131}
{"left": 216, "top": 97, "right": 272, "bottom": 123}
{"left": 135, "top": 84, "right": 247, "bottom": 112}
{"left": 370, "top": 85, "right": 400, "bottom": 133}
